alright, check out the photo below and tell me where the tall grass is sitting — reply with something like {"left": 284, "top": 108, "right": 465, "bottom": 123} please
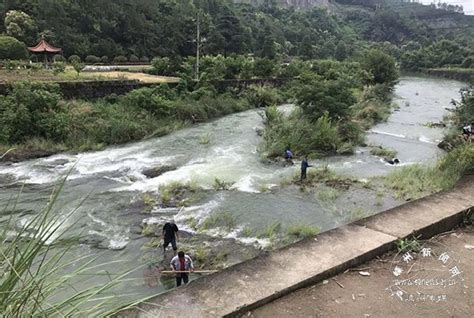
{"left": 0, "top": 181, "right": 146, "bottom": 317}
{"left": 385, "top": 144, "right": 474, "bottom": 200}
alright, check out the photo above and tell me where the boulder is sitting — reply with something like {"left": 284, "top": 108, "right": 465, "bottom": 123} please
{"left": 142, "top": 165, "right": 177, "bottom": 179}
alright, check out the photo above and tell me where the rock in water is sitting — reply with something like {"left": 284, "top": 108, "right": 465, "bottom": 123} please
{"left": 142, "top": 165, "right": 177, "bottom": 179}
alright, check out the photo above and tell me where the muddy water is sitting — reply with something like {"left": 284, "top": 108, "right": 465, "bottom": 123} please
{"left": 0, "top": 76, "right": 466, "bottom": 305}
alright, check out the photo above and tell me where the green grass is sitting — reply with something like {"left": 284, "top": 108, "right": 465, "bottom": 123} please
{"left": 213, "top": 178, "right": 234, "bottom": 191}
{"left": 199, "top": 133, "right": 212, "bottom": 145}
{"left": 256, "top": 222, "right": 282, "bottom": 240}
{"left": 384, "top": 144, "right": 474, "bottom": 200}
{"left": 286, "top": 224, "right": 320, "bottom": 239}
{"left": 201, "top": 211, "right": 237, "bottom": 231}
{"left": 369, "top": 145, "right": 398, "bottom": 158}
{"left": 349, "top": 208, "right": 368, "bottom": 221}
{"left": 316, "top": 187, "right": 341, "bottom": 203}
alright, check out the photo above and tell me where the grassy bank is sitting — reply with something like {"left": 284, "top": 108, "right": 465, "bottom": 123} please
{"left": 384, "top": 87, "right": 473, "bottom": 200}
{"left": 0, "top": 81, "right": 281, "bottom": 162}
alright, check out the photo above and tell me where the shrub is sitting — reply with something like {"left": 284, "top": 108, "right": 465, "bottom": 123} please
{"left": 129, "top": 55, "right": 139, "bottom": 63}
{"left": 100, "top": 55, "right": 109, "bottom": 63}
{"left": 0, "top": 82, "right": 64, "bottom": 143}
{"left": 362, "top": 49, "right": 399, "bottom": 86}
{"left": 85, "top": 55, "right": 101, "bottom": 64}
{"left": 124, "top": 88, "right": 173, "bottom": 117}
{"left": 113, "top": 55, "right": 128, "bottom": 64}
{"left": 461, "top": 56, "right": 473, "bottom": 68}
{"left": 242, "top": 85, "right": 283, "bottom": 108}
{"left": 0, "top": 36, "right": 27, "bottom": 60}
{"left": 68, "top": 55, "right": 81, "bottom": 63}
{"left": 52, "top": 61, "right": 66, "bottom": 75}
{"left": 53, "top": 54, "right": 66, "bottom": 62}
{"left": 140, "top": 56, "right": 150, "bottom": 63}
{"left": 151, "top": 57, "right": 172, "bottom": 75}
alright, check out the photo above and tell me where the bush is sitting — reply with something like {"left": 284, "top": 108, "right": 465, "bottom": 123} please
{"left": 129, "top": 55, "right": 139, "bottom": 63}
{"left": 140, "top": 56, "right": 150, "bottom": 63}
{"left": 53, "top": 54, "right": 66, "bottom": 62}
{"left": 461, "top": 56, "right": 473, "bottom": 68}
{"left": 100, "top": 55, "right": 109, "bottom": 63}
{"left": 242, "top": 85, "right": 283, "bottom": 108}
{"left": 123, "top": 88, "right": 173, "bottom": 117}
{"left": 68, "top": 55, "right": 81, "bottom": 63}
{"left": 113, "top": 55, "right": 128, "bottom": 64}
{"left": 0, "top": 36, "right": 27, "bottom": 60}
{"left": 0, "top": 82, "right": 64, "bottom": 143}
{"left": 295, "top": 74, "right": 357, "bottom": 120}
{"left": 85, "top": 55, "right": 101, "bottom": 64}
{"left": 362, "top": 49, "right": 399, "bottom": 86}
{"left": 151, "top": 57, "right": 172, "bottom": 75}
{"left": 52, "top": 62, "right": 66, "bottom": 75}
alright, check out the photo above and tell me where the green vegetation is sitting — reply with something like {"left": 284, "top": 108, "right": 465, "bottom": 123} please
{"left": 369, "top": 145, "right": 398, "bottom": 158}
{"left": 316, "top": 187, "right": 341, "bottom": 203}
{"left": 396, "top": 237, "right": 422, "bottom": 253}
{"left": 213, "top": 178, "right": 234, "bottom": 191}
{"left": 261, "top": 56, "right": 398, "bottom": 158}
{"left": 0, "top": 82, "right": 257, "bottom": 160}
{"left": 286, "top": 224, "right": 320, "bottom": 240}
{"left": 257, "top": 222, "right": 282, "bottom": 240}
{"left": 0, "top": 185, "right": 138, "bottom": 316}
{"left": 201, "top": 211, "right": 237, "bottom": 232}
{"left": 384, "top": 144, "right": 474, "bottom": 200}
{"left": 0, "top": 35, "right": 26, "bottom": 60}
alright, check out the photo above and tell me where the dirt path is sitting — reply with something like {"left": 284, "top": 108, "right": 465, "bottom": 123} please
{"left": 250, "top": 226, "right": 474, "bottom": 318}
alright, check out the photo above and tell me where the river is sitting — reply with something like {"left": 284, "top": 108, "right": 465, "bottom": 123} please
{"left": 0, "top": 76, "right": 466, "bottom": 307}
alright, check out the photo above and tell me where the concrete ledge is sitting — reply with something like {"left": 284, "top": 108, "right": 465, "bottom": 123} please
{"left": 115, "top": 176, "right": 474, "bottom": 318}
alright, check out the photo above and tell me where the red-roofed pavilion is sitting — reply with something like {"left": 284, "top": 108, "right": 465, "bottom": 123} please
{"left": 28, "top": 37, "right": 62, "bottom": 64}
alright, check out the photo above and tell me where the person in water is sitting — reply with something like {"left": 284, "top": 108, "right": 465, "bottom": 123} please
{"left": 170, "top": 251, "right": 194, "bottom": 287}
{"left": 162, "top": 221, "right": 179, "bottom": 255}
{"left": 285, "top": 149, "right": 294, "bottom": 164}
{"left": 300, "top": 157, "right": 312, "bottom": 181}
{"left": 385, "top": 158, "right": 400, "bottom": 165}
{"left": 462, "top": 123, "right": 473, "bottom": 137}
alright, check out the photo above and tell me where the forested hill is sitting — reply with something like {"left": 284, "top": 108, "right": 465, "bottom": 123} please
{"left": 1, "top": 0, "right": 473, "bottom": 68}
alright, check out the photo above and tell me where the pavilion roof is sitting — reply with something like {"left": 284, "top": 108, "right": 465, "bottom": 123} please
{"left": 28, "top": 39, "right": 62, "bottom": 53}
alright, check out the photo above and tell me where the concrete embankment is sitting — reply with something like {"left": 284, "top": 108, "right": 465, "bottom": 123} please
{"left": 115, "top": 176, "right": 474, "bottom": 318}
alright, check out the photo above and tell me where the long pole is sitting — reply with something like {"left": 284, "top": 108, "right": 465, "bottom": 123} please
{"left": 160, "top": 270, "right": 217, "bottom": 274}
{"left": 196, "top": 12, "right": 200, "bottom": 82}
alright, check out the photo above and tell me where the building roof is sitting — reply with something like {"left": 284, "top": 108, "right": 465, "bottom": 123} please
{"left": 28, "top": 39, "right": 62, "bottom": 53}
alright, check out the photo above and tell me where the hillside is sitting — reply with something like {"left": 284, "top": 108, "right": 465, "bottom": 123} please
{"left": 0, "top": 0, "right": 472, "bottom": 69}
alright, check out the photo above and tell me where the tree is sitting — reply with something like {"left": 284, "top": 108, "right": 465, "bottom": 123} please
{"left": 362, "top": 49, "right": 399, "bottom": 86}
{"left": 71, "top": 60, "right": 84, "bottom": 77}
{"left": 295, "top": 74, "right": 357, "bottom": 121}
{"left": 4, "top": 10, "right": 36, "bottom": 43}
{"left": 0, "top": 36, "right": 27, "bottom": 60}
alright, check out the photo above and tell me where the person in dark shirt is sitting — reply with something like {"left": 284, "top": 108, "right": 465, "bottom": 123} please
{"left": 300, "top": 157, "right": 312, "bottom": 181}
{"left": 162, "top": 221, "right": 179, "bottom": 255}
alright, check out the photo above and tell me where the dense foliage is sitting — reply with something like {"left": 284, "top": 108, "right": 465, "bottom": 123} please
{"left": 0, "top": 35, "right": 26, "bottom": 60}
{"left": 0, "top": 82, "right": 256, "bottom": 152}
{"left": 260, "top": 56, "right": 397, "bottom": 157}
{"left": 1, "top": 0, "right": 471, "bottom": 65}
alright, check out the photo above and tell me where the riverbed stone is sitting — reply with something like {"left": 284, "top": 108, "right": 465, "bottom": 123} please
{"left": 142, "top": 165, "right": 177, "bottom": 179}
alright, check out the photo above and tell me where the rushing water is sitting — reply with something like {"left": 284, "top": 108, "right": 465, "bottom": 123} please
{"left": 0, "top": 76, "right": 466, "bottom": 304}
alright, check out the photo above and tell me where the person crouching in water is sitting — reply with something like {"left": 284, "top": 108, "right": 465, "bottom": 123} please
{"left": 170, "top": 251, "right": 194, "bottom": 287}
{"left": 285, "top": 148, "right": 294, "bottom": 165}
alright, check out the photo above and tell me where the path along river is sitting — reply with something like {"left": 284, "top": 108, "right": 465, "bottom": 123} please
{"left": 0, "top": 76, "right": 466, "bottom": 305}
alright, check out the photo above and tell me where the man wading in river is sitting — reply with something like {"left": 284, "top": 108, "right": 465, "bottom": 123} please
{"left": 170, "top": 251, "right": 194, "bottom": 287}
{"left": 300, "top": 157, "right": 312, "bottom": 181}
{"left": 163, "top": 221, "right": 179, "bottom": 255}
